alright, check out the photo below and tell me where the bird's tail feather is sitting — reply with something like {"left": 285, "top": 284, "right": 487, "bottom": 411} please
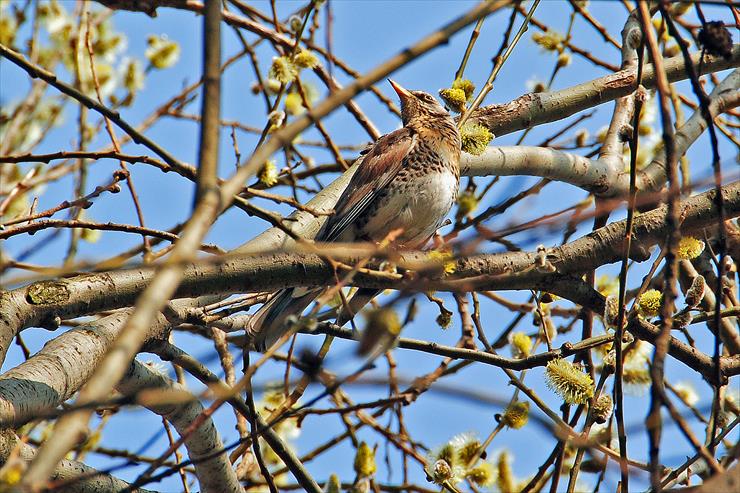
{"left": 337, "top": 288, "right": 382, "bottom": 327}
{"left": 249, "top": 287, "right": 381, "bottom": 351}
{"left": 248, "top": 288, "right": 320, "bottom": 351}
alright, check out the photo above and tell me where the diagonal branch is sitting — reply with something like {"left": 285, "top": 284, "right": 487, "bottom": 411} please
{"left": 0, "top": 428, "right": 159, "bottom": 493}
{"left": 469, "top": 44, "right": 740, "bottom": 137}
{"left": 462, "top": 68, "right": 739, "bottom": 196}
{"left": 116, "top": 361, "right": 242, "bottom": 493}
{"left": 0, "top": 43, "right": 189, "bottom": 173}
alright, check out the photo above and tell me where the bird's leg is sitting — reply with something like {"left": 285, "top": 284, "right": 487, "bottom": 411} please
{"left": 430, "top": 222, "right": 451, "bottom": 250}
{"left": 337, "top": 287, "right": 359, "bottom": 333}
{"left": 333, "top": 230, "right": 408, "bottom": 329}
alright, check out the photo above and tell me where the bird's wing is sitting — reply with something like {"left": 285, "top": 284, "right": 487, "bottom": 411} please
{"left": 317, "top": 127, "right": 417, "bottom": 242}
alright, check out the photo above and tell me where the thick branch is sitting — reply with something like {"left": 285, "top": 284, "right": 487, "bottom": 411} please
{"left": 116, "top": 361, "right": 242, "bottom": 493}
{"left": 469, "top": 44, "right": 740, "bottom": 137}
{"left": 462, "top": 69, "right": 740, "bottom": 196}
{"left": 0, "top": 429, "right": 157, "bottom": 493}
{"left": 0, "top": 307, "right": 170, "bottom": 426}
{"left": 2, "top": 180, "right": 739, "bottom": 348}
{"left": 627, "top": 317, "right": 739, "bottom": 384}
{"left": 2, "top": 183, "right": 737, "bottom": 437}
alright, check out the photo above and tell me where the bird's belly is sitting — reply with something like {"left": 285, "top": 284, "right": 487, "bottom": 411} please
{"left": 361, "top": 170, "right": 458, "bottom": 247}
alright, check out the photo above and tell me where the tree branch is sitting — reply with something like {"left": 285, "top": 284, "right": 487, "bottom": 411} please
{"left": 116, "top": 361, "right": 242, "bottom": 493}
{"left": 469, "top": 44, "right": 740, "bottom": 137}
{"left": 194, "top": 0, "right": 221, "bottom": 204}
{"left": 2, "top": 180, "right": 739, "bottom": 359}
{"left": 0, "top": 43, "right": 189, "bottom": 174}
{"left": 462, "top": 69, "right": 740, "bottom": 196}
{"left": 0, "top": 428, "right": 158, "bottom": 492}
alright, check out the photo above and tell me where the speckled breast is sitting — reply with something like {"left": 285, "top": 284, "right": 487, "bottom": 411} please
{"left": 351, "top": 144, "right": 460, "bottom": 247}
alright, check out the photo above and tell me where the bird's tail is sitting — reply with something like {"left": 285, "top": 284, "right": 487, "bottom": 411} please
{"left": 337, "top": 288, "right": 382, "bottom": 326}
{"left": 248, "top": 288, "right": 320, "bottom": 351}
{"left": 249, "top": 287, "right": 382, "bottom": 351}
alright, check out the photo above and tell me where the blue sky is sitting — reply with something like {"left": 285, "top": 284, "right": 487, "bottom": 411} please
{"left": 1, "top": 1, "right": 738, "bottom": 491}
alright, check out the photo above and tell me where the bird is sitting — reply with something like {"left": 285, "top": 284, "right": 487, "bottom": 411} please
{"left": 248, "top": 79, "right": 461, "bottom": 351}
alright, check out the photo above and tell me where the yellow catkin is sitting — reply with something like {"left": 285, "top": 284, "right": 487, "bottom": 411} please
{"left": 293, "top": 49, "right": 320, "bottom": 69}
{"left": 452, "top": 78, "right": 475, "bottom": 100}
{"left": 532, "top": 31, "right": 563, "bottom": 52}
{"left": 0, "top": 15, "right": 17, "bottom": 46}
{"left": 545, "top": 359, "right": 595, "bottom": 404}
{"left": 501, "top": 401, "right": 529, "bottom": 429}
{"left": 510, "top": 332, "right": 532, "bottom": 358}
{"left": 325, "top": 474, "right": 341, "bottom": 493}
{"left": 460, "top": 123, "right": 493, "bottom": 156}
{"left": 259, "top": 161, "right": 279, "bottom": 187}
{"left": 496, "top": 451, "right": 514, "bottom": 493}
{"left": 439, "top": 87, "right": 467, "bottom": 112}
{"left": 596, "top": 274, "right": 618, "bottom": 297}
{"left": 456, "top": 191, "right": 479, "bottom": 217}
{"left": 435, "top": 443, "right": 456, "bottom": 467}
{"left": 428, "top": 250, "right": 456, "bottom": 274}
{"left": 622, "top": 366, "right": 651, "bottom": 386}
{"left": 466, "top": 461, "right": 495, "bottom": 487}
{"left": 284, "top": 92, "right": 305, "bottom": 115}
{"left": 269, "top": 56, "right": 298, "bottom": 84}
{"left": 638, "top": 289, "right": 662, "bottom": 317}
{"left": 556, "top": 52, "right": 571, "bottom": 68}
{"left": 359, "top": 308, "right": 402, "bottom": 355}
{"left": 677, "top": 236, "right": 705, "bottom": 259}
{"left": 145, "top": 35, "right": 180, "bottom": 69}
{"left": 354, "top": 442, "right": 376, "bottom": 477}
{"left": 455, "top": 435, "right": 482, "bottom": 465}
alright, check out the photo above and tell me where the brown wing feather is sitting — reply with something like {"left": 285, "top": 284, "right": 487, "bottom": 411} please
{"left": 317, "top": 127, "right": 417, "bottom": 242}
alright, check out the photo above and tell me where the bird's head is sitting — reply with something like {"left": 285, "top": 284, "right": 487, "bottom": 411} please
{"left": 388, "top": 79, "right": 450, "bottom": 126}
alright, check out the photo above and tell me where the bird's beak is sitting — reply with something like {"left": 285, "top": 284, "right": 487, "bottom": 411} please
{"left": 388, "top": 79, "right": 412, "bottom": 101}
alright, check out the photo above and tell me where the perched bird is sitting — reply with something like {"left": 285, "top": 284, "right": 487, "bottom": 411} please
{"left": 248, "top": 80, "right": 461, "bottom": 350}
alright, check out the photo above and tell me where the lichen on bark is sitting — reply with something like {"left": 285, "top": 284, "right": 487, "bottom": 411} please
{"left": 25, "top": 282, "right": 70, "bottom": 305}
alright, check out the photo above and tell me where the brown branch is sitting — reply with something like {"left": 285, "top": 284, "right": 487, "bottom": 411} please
{"left": 1, "top": 219, "right": 175, "bottom": 242}
{"left": 468, "top": 44, "right": 740, "bottom": 137}
{"left": 627, "top": 316, "right": 738, "bottom": 384}
{"left": 0, "top": 150, "right": 196, "bottom": 179}
{"left": 0, "top": 171, "right": 127, "bottom": 228}
{"left": 3, "top": 179, "right": 740, "bottom": 357}
{"left": 314, "top": 324, "right": 613, "bottom": 371}
{"left": 639, "top": 4, "right": 680, "bottom": 489}
{"left": 194, "top": 0, "right": 222, "bottom": 205}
